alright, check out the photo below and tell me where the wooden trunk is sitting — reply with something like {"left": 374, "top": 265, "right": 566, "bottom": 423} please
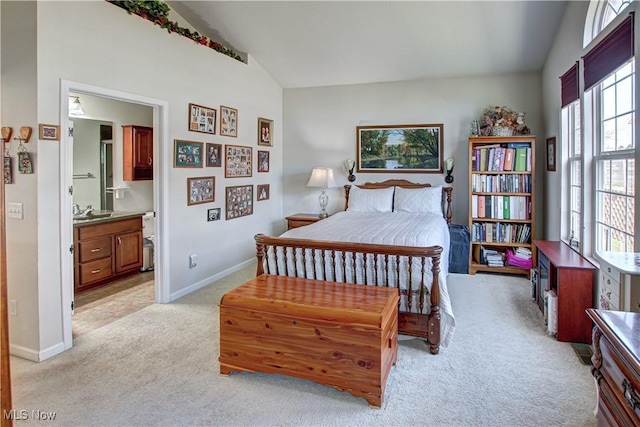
{"left": 219, "top": 274, "right": 399, "bottom": 407}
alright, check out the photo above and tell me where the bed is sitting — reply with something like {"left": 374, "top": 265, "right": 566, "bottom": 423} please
{"left": 255, "top": 179, "right": 454, "bottom": 354}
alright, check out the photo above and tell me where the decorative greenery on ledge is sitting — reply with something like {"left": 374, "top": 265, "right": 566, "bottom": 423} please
{"left": 107, "top": 0, "right": 244, "bottom": 63}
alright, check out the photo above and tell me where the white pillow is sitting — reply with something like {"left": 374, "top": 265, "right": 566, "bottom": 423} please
{"left": 393, "top": 185, "right": 442, "bottom": 214}
{"left": 347, "top": 186, "right": 394, "bottom": 212}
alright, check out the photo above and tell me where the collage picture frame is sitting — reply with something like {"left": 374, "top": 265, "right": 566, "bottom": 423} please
{"left": 219, "top": 105, "right": 238, "bottom": 137}
{"left": 225, "top": 185, "right": 253, "bottom": 220}
{"left": 189, "top": 103, "right": 216, "bottom": 134}
{"left": 174, "top": 139, "right": 204, "bottom": 168}
{"left": 225, "top": 144, "right": 252, "bottom": 178}
{"left": 187, "top": 176, "right": 215, "bottom": 206}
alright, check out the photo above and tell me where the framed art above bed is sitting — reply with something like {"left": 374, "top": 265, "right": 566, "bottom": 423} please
{"left": 356, "top": 124, "right": 443, "bottom": 173}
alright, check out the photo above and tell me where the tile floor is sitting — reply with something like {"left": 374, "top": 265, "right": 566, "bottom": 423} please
{"left": 72, "top": 271, "right": 155, "bottom": 338}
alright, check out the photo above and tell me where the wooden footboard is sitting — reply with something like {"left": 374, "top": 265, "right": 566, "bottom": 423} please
{"left": 254, "top": 233, "right": 443, "bottom": 354}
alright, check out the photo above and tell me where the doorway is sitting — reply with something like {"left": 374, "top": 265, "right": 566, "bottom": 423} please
{"left": 60, "top": 80, "right": 170, "bottom": 351}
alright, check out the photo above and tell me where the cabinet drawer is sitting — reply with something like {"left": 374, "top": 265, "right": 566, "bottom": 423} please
{"left": 600, "top": 271, "right": 621, "bottom": 310}
{"left": 77, "top": 217, "right": 142, "bottom": 240}
{"left": 288, "top": 219, "right": 314, "bottom": 229}
{"left": 601, "top": 262, "right": 621, "bottom": 284}
{"left": 599, "top": 335, "right": 640, "bottom": 421}
{"left": 78, "top": 237, "right": 112, "bottom": 263}
{"left": 600, "top": 270, "right": 621, "bottom": 297}
{"left": 78, "top": 258, "right": 113, "bottom": 287}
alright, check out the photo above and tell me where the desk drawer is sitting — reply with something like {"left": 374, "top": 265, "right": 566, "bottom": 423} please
{"left": 599, "top": 335, "right": 640, "bottom": 421}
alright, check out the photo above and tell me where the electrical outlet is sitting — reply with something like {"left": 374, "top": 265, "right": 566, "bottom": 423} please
{"left": 7, "top": 203, "right": 23, "bottom": 219}
{"left": 189, "top": 253, "right": 198, "bottom": 268}
{"left": 9, "top": 300, "right": 17, "bottom": 316}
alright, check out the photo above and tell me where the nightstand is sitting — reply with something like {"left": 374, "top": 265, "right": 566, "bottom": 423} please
{"left": 285, "top": 213, "right": 324, "bottom": 230}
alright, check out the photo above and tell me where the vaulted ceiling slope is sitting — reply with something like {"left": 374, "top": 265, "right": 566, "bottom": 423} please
{"left": 170, "top": 1, "right": 569, "bottom": 89}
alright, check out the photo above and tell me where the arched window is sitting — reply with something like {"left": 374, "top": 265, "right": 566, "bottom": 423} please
{"left": 584, "top": 0, "right": 632, "bottom": 47}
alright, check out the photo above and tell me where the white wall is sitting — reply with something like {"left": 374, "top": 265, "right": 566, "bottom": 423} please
{"left": 541, "top": 1, "right": 590, "bottom": 241}
{"left": 2, "top": 1, "right": 282, "bottom": 360}
{"left": 283, "top": 73, "right": 544, "bottom": 228}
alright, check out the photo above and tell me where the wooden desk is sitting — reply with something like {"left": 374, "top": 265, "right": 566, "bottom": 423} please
{"left": 533, "top": 240, "right": 596, "bottom": 343}
{"left": 597, "top": 251, "right": 640, "bottom": 313}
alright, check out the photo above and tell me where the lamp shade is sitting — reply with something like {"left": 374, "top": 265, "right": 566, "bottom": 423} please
{"left": 306, "top": 167, "right": 337, "bottom": 188}
{"left": 69, "top": 96, "right": 85, "bottom": 116}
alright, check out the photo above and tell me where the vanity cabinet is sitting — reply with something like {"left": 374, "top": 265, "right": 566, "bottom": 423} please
{"left": 74, "top": 216, "right": 143, "bottom": 293}
{"left": 123, "top": 125, "right": 153, "bottom": 181}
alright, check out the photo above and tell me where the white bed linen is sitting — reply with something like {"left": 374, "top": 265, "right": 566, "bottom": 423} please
{"left": 279, "top": 211, "right": 455, "bottom": 347}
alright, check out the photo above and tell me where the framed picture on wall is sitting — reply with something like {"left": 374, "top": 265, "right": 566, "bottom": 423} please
{"left": 257, "top": 117, "right": 273, "bottom": 146}
{"left": 225, "top": 185, "right": 253, "bottom": 220}
{"left": 225, "top": 144, "right": 252, "bottom": 177}
{"left": 206, "top": 143, "right": 222, "bottom": 167}
{"left": 207, "top": 208, "right": 221, "bottom": 222}
{"left": 188, "top": 103, "right": 216, "bottom": 134}
{"left": 257, "top": 150, "right": 269, "bottom": 172}
{"left": 187, "top": 176, "right": 215, "bottom": 206}
{"left": 546, "top": 137, "right": 556, "bottom": 171}
{"left": 174, "top": 139, "right": 204, "bottom": 168}
{"left": 39, "top": 124, "right": 60, "bottom": 141}
{"left": 356, "top": 124, "right": 443, "bottom": 173}
{"left": 257, "top": 184, "right": 270, "bottom": 201}
{"left": 219, "top": 105, "right": 238, "bottom": 137}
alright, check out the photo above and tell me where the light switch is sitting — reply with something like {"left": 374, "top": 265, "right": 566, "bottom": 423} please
{"left": 7, "top": 203, "right": 23, "bottom": 219}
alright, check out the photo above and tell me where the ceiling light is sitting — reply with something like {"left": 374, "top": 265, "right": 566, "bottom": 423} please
{"left": 69, "top": 96, "right": 85, "bottom": 116}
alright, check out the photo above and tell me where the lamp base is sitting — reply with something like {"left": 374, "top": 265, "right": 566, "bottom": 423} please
{"left": 318, "top": 212, "right": 329, "bottom": 219}
{"left": 445, "top": 174, "right": 454, "bottom": 184}
{"left": 348, "top": 174, "right": 356, "bottom": 182}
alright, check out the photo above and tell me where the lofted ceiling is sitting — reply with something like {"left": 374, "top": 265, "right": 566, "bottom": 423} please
{"left": 170, "top": 1, "right": 569, "bottom": 89}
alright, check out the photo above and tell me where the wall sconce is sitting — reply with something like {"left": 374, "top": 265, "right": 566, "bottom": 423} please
{"left": 445, "top": 157, "right": 454, "bottom": 183}
{"left": 69, "top": 96, "right": 85, "bottom": 116}
{"left": 306, "top": 167, "right": 337, "bottom": 218}
{"left": 344, "top": 159, "right": 356, "bottom": 182}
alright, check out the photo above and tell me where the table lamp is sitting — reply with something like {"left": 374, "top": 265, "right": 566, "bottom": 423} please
{"left": 306, "top": 167, "right": 337, "bottom": 218}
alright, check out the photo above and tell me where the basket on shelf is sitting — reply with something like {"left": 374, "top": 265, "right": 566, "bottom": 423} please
{"left": 491, "top": 126, "right": 515, "bottom": 137}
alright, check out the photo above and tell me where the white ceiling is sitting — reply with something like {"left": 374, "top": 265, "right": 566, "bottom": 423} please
{"left": 170, "top": 1, "right": 569, "bottom": 89}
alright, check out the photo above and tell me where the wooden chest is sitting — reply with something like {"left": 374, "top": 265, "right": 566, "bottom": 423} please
{"left": 587, "top": 309, "right": 640, "bottom": 426}
{"left": 219, "top": 274, "right": 399, "bottom": 407}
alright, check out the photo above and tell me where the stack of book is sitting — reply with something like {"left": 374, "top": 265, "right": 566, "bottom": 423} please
{"left": 485, "top": 248, "right": 505, "bottom": 267}
{"left": 506, "top": 247, "right": 533, "bottom": 269}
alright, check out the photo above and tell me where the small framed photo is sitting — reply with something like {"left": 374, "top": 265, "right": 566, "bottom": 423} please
{"left": 225, "top": 185, "right": 253, "bottom": 220}
{"left": 225, "top": 144, "right": 252, "bottom": 178}
{"left": 207, "top": 208, "right": 221, "bottom": 222}
{"left": 187, "top": 176, "right": 215, "bottom": 206}
{"left": 257, "top": 150, "right": 270, "bottom": 173}
{"left": 174, "top": 139, "right": 204, "bottom": 168}
{"left": 39, "top": 124, "right": 60, "bottom": 141}
{"left": 206, "top": 143, "right": 222, "bottom": 167}
{"left": 4, "top": 157, "right": 12, "bottom": 184}
{"left": 258, "top": 117, "right": 273, "bottom": 146}
{"left": 188, "top": 103, "right": 216, "bottom": 134}
{"left": 219, "top": 105, "right": 238, "bottom": 137}
{"left": 257, "top": 184, "right": 270, "bottom": 201}
{"left": 546, "top": 137, "right": 556, "bottom": 172}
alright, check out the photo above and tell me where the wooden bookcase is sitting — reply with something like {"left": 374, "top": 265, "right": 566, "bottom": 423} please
{"left": 468, "top": 136, "right": 535, "bottom": 276}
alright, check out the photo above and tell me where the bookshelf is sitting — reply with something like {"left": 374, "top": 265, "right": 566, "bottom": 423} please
{"left": 468, "top": 135, "right": 536, "bottom": 277}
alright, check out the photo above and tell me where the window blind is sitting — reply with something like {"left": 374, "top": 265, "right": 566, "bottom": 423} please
{"left": 560, "top": 62, "right": 579, "bottom": 108}
{"left": 583, "top": 12, "right": 634, "bottom": 91}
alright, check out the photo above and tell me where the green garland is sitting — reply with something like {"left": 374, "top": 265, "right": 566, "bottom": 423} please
{"left": 107, "top": 0, "right": 244, "bottom": 62}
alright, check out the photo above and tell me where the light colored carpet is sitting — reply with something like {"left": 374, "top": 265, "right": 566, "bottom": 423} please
{"left": 11, "top": 264, "right": 597, "bottom": 426}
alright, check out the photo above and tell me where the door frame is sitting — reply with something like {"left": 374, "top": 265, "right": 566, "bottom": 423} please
{"left": 60, "top": 80, "right": 170, "bottom": 349}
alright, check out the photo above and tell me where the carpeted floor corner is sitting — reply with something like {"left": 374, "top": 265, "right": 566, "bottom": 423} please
{"left": 10, "top": 266, "right": 597, "bottom": 426}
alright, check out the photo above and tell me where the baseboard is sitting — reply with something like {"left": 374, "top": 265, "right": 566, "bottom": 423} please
{"left": 169, "top": 258, "right": 255, "bottom": 302}
{"left": 11, "top": 340, "right": 66, "bottom": 362}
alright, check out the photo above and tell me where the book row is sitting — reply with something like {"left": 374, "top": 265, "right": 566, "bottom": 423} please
{"left": 471, "top": 195, "right": 531, "bottom": 220}
{"left": 471, "top": 222, "right": 532, "bottom": 244}
{"left": 471, "top": 144, "right": 532, "bottom": 172}
{"left": 471, "top": 173, "right": 532, "bottom": 193}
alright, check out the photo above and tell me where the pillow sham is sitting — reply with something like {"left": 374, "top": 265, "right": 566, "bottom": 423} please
{"left": 393, "top": 185, "right": 442, "bottom": 214}
{"left": 347, "top": 186, "right": 394, "bottom": 212}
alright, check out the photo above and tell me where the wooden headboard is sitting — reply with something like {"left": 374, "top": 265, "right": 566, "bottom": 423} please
{"left": 344, "top": 179, "right": 453, "bottom": 225}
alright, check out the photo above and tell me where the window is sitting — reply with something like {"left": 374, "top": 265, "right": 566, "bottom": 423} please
{"left": 563, "top": 101, "right": 582, "bottom": 247}
{"left": 594, "top": 61, "right": 635, "bottom": 252}
{"left": 584, "top": 0, "right": 632, "bottom": 47}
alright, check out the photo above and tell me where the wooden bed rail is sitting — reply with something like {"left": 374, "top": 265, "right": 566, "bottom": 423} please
{"left": 254, "top": 233, "right": 443, "bottom": 317}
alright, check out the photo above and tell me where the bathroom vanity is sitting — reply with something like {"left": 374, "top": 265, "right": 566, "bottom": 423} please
{"left": 73, "top": 213, "right": 144, "bottom": 293}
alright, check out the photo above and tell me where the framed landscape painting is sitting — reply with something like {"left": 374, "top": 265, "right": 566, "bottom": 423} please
{"left": 356, "top": 124, "right": 443, "bottom": 173}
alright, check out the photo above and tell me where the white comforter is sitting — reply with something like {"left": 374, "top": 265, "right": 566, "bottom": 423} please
{"left": 280, "top": 211, "right": 455, "bottom": 347}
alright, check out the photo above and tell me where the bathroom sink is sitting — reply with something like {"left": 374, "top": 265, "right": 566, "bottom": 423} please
{"left": 73, "top": 211, "right": 113, "bottom": 221}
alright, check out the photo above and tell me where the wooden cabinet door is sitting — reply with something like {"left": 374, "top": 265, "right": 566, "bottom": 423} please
{"left": 132, "top": 126, "right": 153, "bottom": 168}
{"left": 114, "top": 230, "right": 142, "bottom": 273}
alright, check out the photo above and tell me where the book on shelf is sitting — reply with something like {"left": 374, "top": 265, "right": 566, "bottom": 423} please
{"left": 503, "top": 148, "right": 515, "bottom": 171}
{"left": 478, "top": 196, "right": 486, "bottom": 218}
{"left": 514, "top": 148, "right": 528, "bottom": 171}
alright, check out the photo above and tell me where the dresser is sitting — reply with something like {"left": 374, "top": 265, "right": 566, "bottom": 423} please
{"left": 587, "top": 309, "right": 640, "bottom": 426}
{"left": 597, "top": 251, "right": 640, "bottom": 312}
